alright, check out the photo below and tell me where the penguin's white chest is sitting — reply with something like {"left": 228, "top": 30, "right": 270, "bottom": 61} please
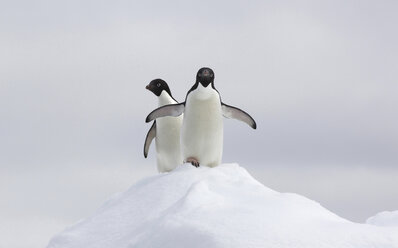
{"left": 155, "top": 92, "right": 183, "bottom": 172}
{"left": 155, "top": 115, "right": 183, "bottom": 171}
{"left": 181, "top": 85, "right": 223, "bottom": 167}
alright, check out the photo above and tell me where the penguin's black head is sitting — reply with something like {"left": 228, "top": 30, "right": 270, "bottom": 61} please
{"left": 146, "top": 79, "right": 172, "bottom": 97}
{"left": 196, "top": 67, "right": 215, "bottom": 88}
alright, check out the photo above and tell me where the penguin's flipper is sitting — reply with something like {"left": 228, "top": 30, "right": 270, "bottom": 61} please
{"left": 146, "top": 103, "right": 185, "bottom": 123}
{"left": 221, "top": 102, "right": 257, "bottom": 129}
{"left": 144, "top": 121, "right": 156, "bottom": 158}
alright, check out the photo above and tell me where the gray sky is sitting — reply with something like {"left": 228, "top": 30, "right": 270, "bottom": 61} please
{"left": 1, "top": 1, "right": 397, "bottom": 247}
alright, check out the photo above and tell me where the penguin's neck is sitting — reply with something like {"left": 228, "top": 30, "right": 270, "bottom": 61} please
{"left": 192, "top": 82, "right": 218, "bottom": 100}
{"left": 158, "top": 91, "right": 177, "bottom": 106}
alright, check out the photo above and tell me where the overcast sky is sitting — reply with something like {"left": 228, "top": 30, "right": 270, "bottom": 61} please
{"left": 1, "top": 1, "right": 397, "bottom": 247}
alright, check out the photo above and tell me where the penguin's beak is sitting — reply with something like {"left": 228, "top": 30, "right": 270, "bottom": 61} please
{"left": 145, "top": 84, "right": 151, "bottom": 90}
{"left": 202, "top": 69, "right": 210, "bottom": 77}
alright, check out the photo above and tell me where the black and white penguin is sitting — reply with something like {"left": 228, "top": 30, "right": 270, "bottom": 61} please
{"left": 144, "top": 79, "right": 183, "bottom": 172}
{"left": 145, "top": 68, "right": 256, "bottom": 168}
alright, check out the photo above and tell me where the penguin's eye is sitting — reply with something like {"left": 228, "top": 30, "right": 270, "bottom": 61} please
{"left": 157, "top": 83, "right": 161, "bottom": 87}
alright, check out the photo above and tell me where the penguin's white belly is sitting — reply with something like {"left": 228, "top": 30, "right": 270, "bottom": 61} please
{"left": 182, "top": 87, "right": 223, "bottom": 167}
{"left": 155, "top": 115, "right": 183, "bottom": 172}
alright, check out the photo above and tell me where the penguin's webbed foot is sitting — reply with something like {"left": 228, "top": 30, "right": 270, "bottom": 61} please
{"left": 185, "top": 157, "right": 200, "bottom": 168}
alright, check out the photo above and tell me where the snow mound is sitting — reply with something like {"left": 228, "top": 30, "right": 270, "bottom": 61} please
{"left": 367, "top": 211, "right": 398, "bottom": 227}
{"left": 47, "top": 164, "right": 398, "bottom": 248}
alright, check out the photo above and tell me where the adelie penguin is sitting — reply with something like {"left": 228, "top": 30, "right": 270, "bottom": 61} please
{"left": 146, "top": 68, "right": 256, "bottom": 168}
{"left": 144, "top": 79, "right": 183, "bottom": 173}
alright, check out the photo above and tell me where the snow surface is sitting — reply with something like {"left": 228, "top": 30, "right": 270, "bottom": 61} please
{"left": 367, "top": 211, "right": 398, "bottom": 227}
{"left": 47, "top": 164, "right": 398, "bottom": 248}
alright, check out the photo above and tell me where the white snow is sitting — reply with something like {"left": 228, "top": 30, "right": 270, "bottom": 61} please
{"left": 47, "top": 164, "right": 398, "bottom": 248}
{"left": 367, "top": 211, "right": 398, "bottom": 227}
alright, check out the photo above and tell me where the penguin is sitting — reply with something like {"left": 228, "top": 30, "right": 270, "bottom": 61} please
{"left": 145, "top": 68, "right": 256, "bottom": 168}
{"left": 143, "top": 79, "right": 183, "bottom": 172}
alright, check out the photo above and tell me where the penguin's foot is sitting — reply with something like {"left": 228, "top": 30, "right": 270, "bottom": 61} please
{"left": 185, "top": 157, "right": 200, "bottom": 168}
